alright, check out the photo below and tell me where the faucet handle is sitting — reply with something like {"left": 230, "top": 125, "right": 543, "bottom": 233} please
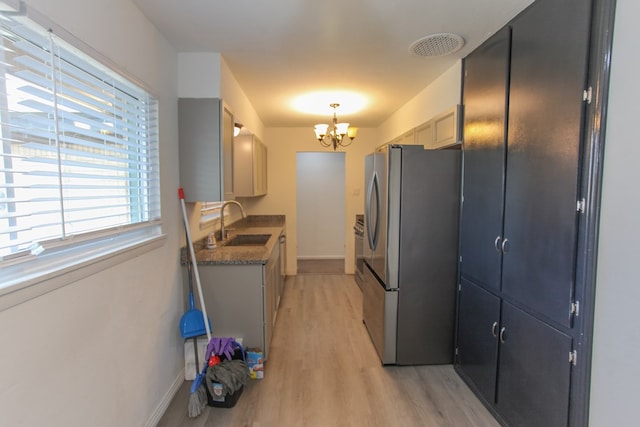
{"left": 224, "top": 228, "right": 235, "bottom": 240}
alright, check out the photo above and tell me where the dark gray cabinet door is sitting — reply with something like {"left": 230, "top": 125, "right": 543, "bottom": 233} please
{"left": 497, "top": 302, "right": 572, "bottom": 427}
{"left": 502, "top": 0, "right": 591, "bottom": 327}
{"left": 456, "top": 279, "right": 501, "bottom": 403}
{"left": 459, "top": 28, "right": 511, "bottom": 292}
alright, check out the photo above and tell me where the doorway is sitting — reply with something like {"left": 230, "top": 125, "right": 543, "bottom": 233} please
{"left": 296, "top": 152, "right": 346, "bottom": 273}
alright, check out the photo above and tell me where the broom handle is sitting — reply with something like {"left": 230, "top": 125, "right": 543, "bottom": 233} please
{"left": 179, "top": 188, "right": 212, "bottom": 342}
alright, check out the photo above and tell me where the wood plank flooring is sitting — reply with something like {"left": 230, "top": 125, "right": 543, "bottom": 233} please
{"left": 157, "top": 274, "right": 499, "bottom": 427}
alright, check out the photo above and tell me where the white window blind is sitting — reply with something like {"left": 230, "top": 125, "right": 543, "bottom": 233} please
{"left": 0, "top": 12, "right": 160, "bottom": 261}
{"left": 200, "top": 201, "right": 223, "bottom": 224}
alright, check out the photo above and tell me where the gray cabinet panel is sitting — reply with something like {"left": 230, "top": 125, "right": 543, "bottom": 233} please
{"left": 497, "top": 302, "right": 572, "bottom": 427}
{"left": 502, "top": 0, "right": 591, "bottom": 327}
{"left": 456, "top": 279, "right": 500, "bottom": 402}
{"left": 195, "top": 264, "right": 265, "bottom": 352}
{"left": 178, "top": 98, "right": 234, "bottom": 202}
{"left": 234, "top": 134, "right": 267, "bottom": 197}
{"left": 459, "top": 28, "right": 510, "bottom": 291}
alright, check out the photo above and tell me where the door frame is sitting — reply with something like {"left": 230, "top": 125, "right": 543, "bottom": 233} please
{"left": 572, "top": 0, "right": 617, "bottom": 425}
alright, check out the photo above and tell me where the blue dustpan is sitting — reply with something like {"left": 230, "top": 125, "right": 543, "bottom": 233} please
{"left": 180, "top": 292, "right": 211, "bottom": 339}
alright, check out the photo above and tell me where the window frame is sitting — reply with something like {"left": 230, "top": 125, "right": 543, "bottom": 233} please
{"left": 0, "top": 2, "right": 165, "bottom": 311}
{"left": 199, "top": 201, "right": 223, "bottom": 227}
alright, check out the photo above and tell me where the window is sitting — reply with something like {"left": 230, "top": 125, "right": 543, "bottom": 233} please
{"left": 0, "top": 11, "right": 160, "bottom": 272}
{"left": 200, "top": 201, "right": 223, "bottom": 225}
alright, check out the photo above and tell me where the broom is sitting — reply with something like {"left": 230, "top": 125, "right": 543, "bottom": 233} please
{"left": 179, "top": 188, "right": 213, "bottom": 418}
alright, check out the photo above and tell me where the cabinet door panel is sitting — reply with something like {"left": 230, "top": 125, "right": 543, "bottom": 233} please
{"left": 222, "top": 104, "right": 234, "bottom": 200}
{"left": 456, "top": 279, "right": 501, "bottom": 403}
{"left": 178, "top": 99, "right": 223, "bottom": 202}
{"left": 502, "top": 0, "right": 591, "bottom": 326}
{"left": 459, "top": 28, "right": 510, "bottom": 291}
{"left": 497, "top": 302, "right": 572, "bottom": 427}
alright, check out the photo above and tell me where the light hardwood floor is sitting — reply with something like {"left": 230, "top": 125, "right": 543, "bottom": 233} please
{"left": 158, "top": 274, "right": 499, "bottom": 427}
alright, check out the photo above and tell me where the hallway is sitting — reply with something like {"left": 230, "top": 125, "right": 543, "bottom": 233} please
{"left": 158, "top": 274, "right": 498, "bottom": 426}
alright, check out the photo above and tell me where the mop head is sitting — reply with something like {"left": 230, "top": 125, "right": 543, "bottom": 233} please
{"left": 188, "top": 368, "right": 208, "bottom": 418}
{"left": 188, "top": 382, "right": 208, "bottom": 418}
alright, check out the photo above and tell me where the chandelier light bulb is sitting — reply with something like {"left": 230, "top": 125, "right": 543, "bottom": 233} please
{"left": 312, "top": 103, "right": 357, "bottom": 150}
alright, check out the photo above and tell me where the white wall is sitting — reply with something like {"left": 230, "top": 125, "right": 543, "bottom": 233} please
{"left": 296, "top": 152, "right": 346, "bottom": 259}
{"left": 0, "top": 1, "right": 182, "bottom": 426}
{"left": 220, "top": 58, "right": 265, "bottom": 140}
{"left": 177, "top": 52, "right": 221, "bottom": 97}
{"left": 589, "top": 0, "right": 640, "bottom": 424}
{"left": 377, "top": 61, "right": 462, "bottom": 144}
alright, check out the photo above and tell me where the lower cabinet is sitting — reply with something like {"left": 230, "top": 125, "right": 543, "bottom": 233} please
{"left": 195, "top": 245, "right": 281, "bottom": 360}
{"left": 456, "top": 280, "right": 573, "bottom": 427}
{"left": 263, "top": 244, "right": 279, "bottom": 355}
{"left": 456, "top": 279, "right": 500, "bottom": 401}
{"left": 497, "top": 301, "right": 572, "bottom": 427}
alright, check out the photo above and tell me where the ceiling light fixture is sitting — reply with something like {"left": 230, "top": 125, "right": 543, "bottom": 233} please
{"left": 313, "top": 103, "right": 358, "bottom": 150}
{"left": 233, "top": 122, "right": 243, "bottom": 137}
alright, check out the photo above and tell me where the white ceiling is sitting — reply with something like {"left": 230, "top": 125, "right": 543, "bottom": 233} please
{"left": 131, "top": 0, "right": 534, "bottom": 128}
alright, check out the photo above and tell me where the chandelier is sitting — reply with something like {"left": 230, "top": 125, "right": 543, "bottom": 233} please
{"left": 313, "top": 103, "right": 358, "bottom": 150}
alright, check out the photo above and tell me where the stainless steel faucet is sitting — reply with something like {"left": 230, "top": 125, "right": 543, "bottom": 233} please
{"left": 220, "top": 200, "right": 247, "bottom": 240}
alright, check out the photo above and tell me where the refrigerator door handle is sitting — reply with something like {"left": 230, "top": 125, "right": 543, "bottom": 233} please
{"left": 366, "top": 172, "right": 380, "bottom": 251}
{"left": 365, "top": 173, "right": 374, "bottom": 250}
{"left": 371, "top": 172, "right": 380, "bottom": 250}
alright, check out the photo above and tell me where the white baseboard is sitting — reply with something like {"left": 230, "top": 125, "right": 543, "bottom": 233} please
{"left": 296, "top": 256, "right": 345, "bottom": 260}
{"left": 145, "top": 368, "right": 185, "bottom": 427}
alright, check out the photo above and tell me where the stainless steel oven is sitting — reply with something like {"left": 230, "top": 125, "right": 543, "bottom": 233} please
{"left": 354, "top": 216, "right": 364, "bottom": 289}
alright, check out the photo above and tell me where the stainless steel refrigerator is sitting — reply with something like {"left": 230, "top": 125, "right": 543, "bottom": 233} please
{"left": 363, "top": 145, "right": 460, "bottom": 365}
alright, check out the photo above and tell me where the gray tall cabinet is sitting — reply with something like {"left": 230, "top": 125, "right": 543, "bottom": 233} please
{"left": 178, "top": 98, "right": 235, "bottom": 202}
{"left": 455, "top": 0, "right": 593, "bottom": 426}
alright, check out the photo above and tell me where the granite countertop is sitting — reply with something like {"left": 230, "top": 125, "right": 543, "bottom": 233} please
{"left": 182, "top": 215, "right": 285, "bottom": 266}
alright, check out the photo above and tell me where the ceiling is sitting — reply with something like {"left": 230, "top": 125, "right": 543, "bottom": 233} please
{"left": 131, "top": 0, "right": 534, "bottom": 128}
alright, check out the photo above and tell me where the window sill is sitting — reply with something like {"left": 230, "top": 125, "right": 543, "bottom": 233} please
{"left": 0, "top": 231, "right": 166, "bottom": 312}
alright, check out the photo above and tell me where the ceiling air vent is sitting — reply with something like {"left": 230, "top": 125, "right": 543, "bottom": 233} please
{"left": 409, "top": 33, "right": 465, "bottom": 57}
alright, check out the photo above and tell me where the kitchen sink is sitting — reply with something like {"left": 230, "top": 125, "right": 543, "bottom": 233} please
{"left": 222, "top": 234, "right": 271, "bottom": 246}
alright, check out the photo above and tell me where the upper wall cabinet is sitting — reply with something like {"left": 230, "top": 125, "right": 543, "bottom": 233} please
{"left": 424, "top": 106, "right": 460, "bottom": 149}
{"left": 178, "top": 98, "right": 235, "bottom": 202}
{"left": 379, "top": 105, "right": 461, "bottom": 152}
{"left": 394, "top": 129, "right": 416, "bottom": 145}
{"left": 234, "top": 133, "right": 268, "bottom": 197}
{"left": 415, "top": 121, "right": 433, "bottom": 148}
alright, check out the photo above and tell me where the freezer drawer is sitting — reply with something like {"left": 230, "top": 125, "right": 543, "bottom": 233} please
{"left": 362, "top": 262, "right": 398, "bottom": 364}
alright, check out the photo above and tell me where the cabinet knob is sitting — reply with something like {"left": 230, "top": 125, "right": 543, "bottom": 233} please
{"left": 499, "top": 326, "right": 507, "bottom": 343}
{"left": 494, "top": 236, "right": 502, "bottom": 252}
